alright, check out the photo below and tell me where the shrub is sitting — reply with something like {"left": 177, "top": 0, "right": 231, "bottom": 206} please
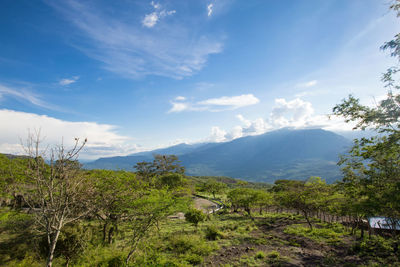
{"left": 267, "top": 250, "right": 280, "bottom": 259}
{"left": 185, "top": 209, "right": 206, "bottom": 227}
{"left": 354, "top": 235, "right": 396, "bottom": 260}
{"left": 185, "top": 253, "right": 203, "bottom": 265}
{"left": 167, "top": 234, "right": 215, "bottom": 256}
{"left": 254, "top": 251, "right": 266, "bottom": 259}
{"left": 204, "top": 225, "right": 224, "bottom": 240}
{"left": 106, "top": 255, "right": 126, "bottom": 267}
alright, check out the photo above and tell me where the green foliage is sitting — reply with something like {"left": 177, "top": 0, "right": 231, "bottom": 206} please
{"left": 332, "top": 1, "right": 400, "bottom": 229}
{"left": 201, "top": 179, "right": 227, "bottom": 199}
{"left": 166, "top": 233, "right": 216, "bottom": 257}
{"left": 39, "top": 224, "right": 89, "bottom": 265}
{"left": 266, "top": 250, "right": 280, "bottom": 259}
{"left": 134, "top": 154, "right": 185, "bottom": 182}
{"left": 274, "top": 177, "right": 331, "bottom": 229}
{"left": 352, "top": 235, "right": 400, "bottom": 265}
{"left": 185, "top": 208, "right": 206, "bottom": 227}
{"left": 204, "top": 225, "right": 224, "bottom": 240}
{"left": 227, "top": 188, "right": 263, "bottom": 216}
{"left": 159, "top": 173, "right": 186, "bottom": 189}
{"left": 284, "top": 223, "right": 346, "bottom": 245}
{"left": 254, "top": 251, "right": 266, "bottom": 259}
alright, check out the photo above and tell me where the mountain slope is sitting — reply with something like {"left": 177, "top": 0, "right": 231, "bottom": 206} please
{"left": 84, "top": 128, "right": 351, "bottom": 183}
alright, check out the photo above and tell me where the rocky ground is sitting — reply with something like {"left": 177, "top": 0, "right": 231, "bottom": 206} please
{"left": 204, "top": 213, "right": 364, "bottom": 267}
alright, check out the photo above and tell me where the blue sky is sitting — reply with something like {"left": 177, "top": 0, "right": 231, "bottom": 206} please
{"left": 0, "top": 0, "right": 398, "bottom": 159}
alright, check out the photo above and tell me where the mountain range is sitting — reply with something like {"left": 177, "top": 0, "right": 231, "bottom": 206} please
{"left": 84, "top": 128, "right": 352, "bottom": 183}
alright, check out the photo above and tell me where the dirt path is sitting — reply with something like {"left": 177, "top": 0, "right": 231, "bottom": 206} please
{"left": 204, "top": 214, "right": 364, "bottom": 267}
{"left": 193, "top": 197, "right": 220, "bottom": 213}
{"left": 168, "top": 196, "right": 221, "bottom": 219}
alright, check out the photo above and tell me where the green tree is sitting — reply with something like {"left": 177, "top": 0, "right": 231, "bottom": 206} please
{"left": 158, "top": 172, "right": 187, "bottom": 190}
{"left": 125, "top": 188, "right": 190, "bottom": 264}
{"left": 89, "top": 169, "right": 140, "bottom": 244}
{"left": 202, "top": 179, "right": 227, "bottom": 199}
{"left": 227, "top": 188, "right": 260, "bottom": 217}
{"left": 134, "top": 154, "right": 185, "bottom": 183}
{"left": 255, "top": 190, "right": 273, "bottom": 215}
{"left": 185, "top": 208, "right": 206, "bottom": 228}
{"left": 332, "top": 1, "right": 400, "bottom": 233}
{"left": 274, "top": 177, "right": 329, "bottom": 230}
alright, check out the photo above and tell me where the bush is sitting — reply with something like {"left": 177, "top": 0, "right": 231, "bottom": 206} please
{"left": 267, "top": 250, "right": 280, "bottom": 259}
{"left": 254, "top": 251, "right": 266, "bottom": 259}
{"left": 185, "top": 253, "right": 203, "bottom": 265}
{"left": 353, "top": 235, "right": 398, "bottom": 262}
{"left": 167, "top": 233, "right": 216, "bottom": 256}
{"left": 106, "top": 255, "right": 126, "bottom": 267}
{"left": 185, "top": 209, "right": 206, "bottom": 227}
{"left": 204, "top": 225, "right": 224, "bottom": 240}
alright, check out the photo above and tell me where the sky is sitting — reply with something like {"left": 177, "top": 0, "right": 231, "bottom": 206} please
{"left": 0, "top": 0, "right": 398, "bottom": 159}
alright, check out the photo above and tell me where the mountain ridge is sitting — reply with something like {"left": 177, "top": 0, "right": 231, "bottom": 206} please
{"left": 84, "top": 128, "right": 351, "bottom": 183}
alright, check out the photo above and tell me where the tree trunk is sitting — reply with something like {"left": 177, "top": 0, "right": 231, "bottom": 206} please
{"left": 126, "top": 243, "right": 139, "bottom": 265}
{"left": 108, "top": 226, "right": 114, "bottom": 244}
{"left": 47, "top": 229, "right": 61, "bottom": 267}
{"left": 303, "top": 211, "right": 313, "bottom": 230}
{"left": 126, "top": 250, "right": 134, "bottom": 265}
{"left": 103, "top": 221, "right": 108, "bottom": 243}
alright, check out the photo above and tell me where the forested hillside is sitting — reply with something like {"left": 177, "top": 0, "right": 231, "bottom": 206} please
{"left": 85, "top": 128, "right": 351, "bottom": 183}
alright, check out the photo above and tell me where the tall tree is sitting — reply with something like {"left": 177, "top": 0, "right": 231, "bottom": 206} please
{"left": 332, "top": 1, "right": 400, "bottom": 232}
{"left": 20, "top": 134, "right": 93, "bottom": 267}
{"left": 202, "top": 179, "right": 227, "bottom": 199}
{"left": 274, "top": 177, "right": 330, "bottom": 230}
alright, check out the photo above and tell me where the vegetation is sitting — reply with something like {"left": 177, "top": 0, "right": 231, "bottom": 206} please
{"left": 1, "top": 2, "right": 400, "bottom": 266}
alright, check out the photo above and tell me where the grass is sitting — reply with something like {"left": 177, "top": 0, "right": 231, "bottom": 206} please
{"left": 284, "top": 222, "right": 347, "bottom": 244}
{"left": 1, "top": 206, "right": 399, "bottom": 266}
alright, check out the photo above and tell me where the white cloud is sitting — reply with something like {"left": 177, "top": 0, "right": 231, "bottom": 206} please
{"left": 168, "top": 102, "right": 189, "bottom": 113}
{"left": 198, "top": 94, "right": 259, "bottom": 108}
{"left": 48, "top": 1, "right": 222, "bottom": 79}
{"left": 168, "top": 94, "right": 260, "bottom": 113}
{"left": 208, "top": 97, "right": 356, "bottom": 143}
{"left": 0, "top": 84, "right": 53, "bottom": 110}
{"left": 271, "top": 98, "right": 314, "bottom": 128}
{"left": 0, "top": 109, "right": 139, "bottom": 159}
{"left": 151, "top": 1, "right": 160, "bottom": 9}
{"left": 175, "top": 96, "right": 186, "bottom": 101}
{"left": 59, "top": 76, "right": 79, "bottom": 86}
{"left": 236, "top": 114, "right": 251, "bottom": 127}
{"left": 207, "top": 3, "right": 213, "bottom": 17}
{"left": 142, "top": 13, "right": 159, "bottom": 28}
{"left": 142, "top": 2, "right": 176, "bottom": 28}
{"left": 207, "top": 126, "right": 227, "bottom": 142}
{"left": 296, "top": 80, "right": 318, "bottom": 88}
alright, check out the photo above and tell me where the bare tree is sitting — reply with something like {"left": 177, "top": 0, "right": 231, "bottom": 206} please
{"left": 20, "top": 132, "right": 92, "bottom": 267}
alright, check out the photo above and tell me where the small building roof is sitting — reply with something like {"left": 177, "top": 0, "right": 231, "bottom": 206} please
{"left": 368, "top": 217, "right": 400, "bottom": 230}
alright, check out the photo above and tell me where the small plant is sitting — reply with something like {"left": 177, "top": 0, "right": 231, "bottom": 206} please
{"left": 204, "top": 225, "right": 224, "bottom": 240}
{"left": 267, "top": 250, "right": 280, "bottom": 259}
{"left": 167, "top": 233, "right": 216, "bottom": 256}
{"left": 185, "top": 209, "right": 206, "bottom": 228}
{"left": 185, "top": 253, "right": 203, "bottom": 265}
{"left": 254, "top": 251, "right": 266, "bottom": 259}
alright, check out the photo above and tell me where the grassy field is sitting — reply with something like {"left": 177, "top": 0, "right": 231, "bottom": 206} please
{"left": 1, "top": 206, "right": 399, "bottom": 266}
